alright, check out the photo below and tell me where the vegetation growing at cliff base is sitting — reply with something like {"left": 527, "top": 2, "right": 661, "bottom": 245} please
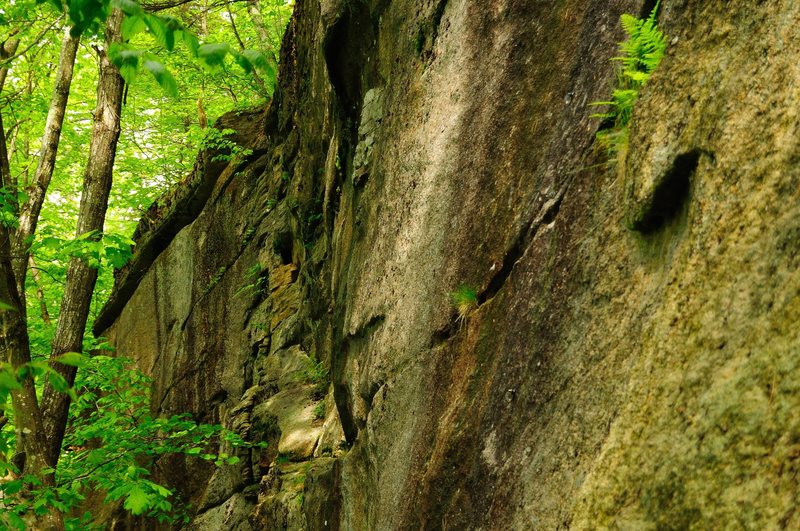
{"left": 1, "top": 353, "right": 260, "bottom": 529}
{"left": 592, "top": 1, "right": 666, "bottom": 156}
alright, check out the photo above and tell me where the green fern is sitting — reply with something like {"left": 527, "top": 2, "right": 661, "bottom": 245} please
{"left": 592, "top": 1, "right": 666, "bottom": 155}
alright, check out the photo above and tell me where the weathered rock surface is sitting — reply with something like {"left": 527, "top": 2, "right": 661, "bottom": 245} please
{"left": 99, "top": 0, "right": 800, "bottom": 528}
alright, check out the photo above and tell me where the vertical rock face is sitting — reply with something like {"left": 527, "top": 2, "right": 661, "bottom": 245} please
{"left": 99, "top": 0, "right": 800, "bottom": 528}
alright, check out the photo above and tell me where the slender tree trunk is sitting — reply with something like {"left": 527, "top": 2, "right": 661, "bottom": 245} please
{"left": 197, "top": 95, "right": 208, "bottom": 128}
{"left": 0, "top": 216, "right": 61, "bottom": 531}
{"left": 22, "top": 67, "right": 33, "bottom": 189}
{"left": 0, "top": 34, "right": 20, "bottom": 91}
{"left": 40, "top": 9, "right": 124, "bottom": 466}
{"left": 0, "top": 29, "right": 64, "bottom": 531}
{"left": 246, "top": 0, "right": 279, "bottom": 64}
{"left": 6, "top": 121, "right": 19, "bottom": 172}
{"left": 226, "top": 2, "right": 268, "bottom": 93}
{"left": 0, "top": 37, "right": 20, "bottom": 203}
{"left": 200, "top": 0, "right": 208, "bottom": 36}
{"left": 0, "top": 113, "right": 11, "bottom": 196}
{"left": 28, "top": 256, "right": 51, "bottom": 325}
{"left": 13, "top": 29, "right": 80, "bottom": 294}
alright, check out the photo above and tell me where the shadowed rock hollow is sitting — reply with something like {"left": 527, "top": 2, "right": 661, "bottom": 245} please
{"left": 97, "top": 0, "right": 800, "bottom": 528}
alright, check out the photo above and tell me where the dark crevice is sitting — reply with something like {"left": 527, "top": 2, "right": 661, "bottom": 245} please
{"left": 333, "top": 314, "right": 386, "bottom": 443}
{"left": 273, "top": 231, "right": 294, "bottom": 265}
{"left": 209, "top": 389, "right": 229, "bottom": 408}
{"left": 632, "top": 150, "right": 700, "bottom": 234}
{"left": 334, "top": 378, "right": 358, "bottom": 444}
{"left": 429, "top": 320, "right": 458, "bottom": 348}
{"left": 346, "top": 313, "right": 386, "bottom": 340}
{"left": 362, "top": 378, "right": 386, "bottom": 413}
{"left": 430, "top": 0, "right": 449, "bottom": 46}
{"left": 480, "top": 192, "right": 565, "bottom": 304}
{"left": 594, "top": 115, "right": 617, "bottom": 135}
{"left": 416, "top": 0, "right": 450, "bottom": 60}
{"left": 323, "top": 1, "right": 376, "bottom": 126}
{"left": 430, "top": 187, "right": 569, "bottom": 349}
{"left": 639, "top": 0, "right": 661, "bottom": 19}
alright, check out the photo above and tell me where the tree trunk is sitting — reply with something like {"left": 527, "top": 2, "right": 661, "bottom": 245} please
{"left": 40, "top": 9, "right": 125, "bottom": 467}
{"left": 28, "top": 256, "right": 51, "bottom": 325}
{"left": 0, "top": 227, "right": 61, "bottom": 530}
{"left": 227, "top": 3, "right": 268, "bottom": 94}
{"left": 0, "top": 26, "right": 53, "bottom": 498}
{"left": 0, "top": 37, "right": 20, "bottom": 211}
{"left": 0, "top": 34, "right": 20, "bottom": 91}
{"left": 13, "top": 29, "right": 80, "bottom": 294}
{"left": 0, "top": 113, "right": 11, "bottom": 197}
{"left": 0, "top": 29, "right": 63, "bottom": 531}
{"left": 246, "top": 0, "right": 279, "bottom": 65}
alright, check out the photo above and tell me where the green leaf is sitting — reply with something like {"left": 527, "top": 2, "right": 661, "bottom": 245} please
{"left": 0, "top": 299, "right": 17, "bottom": 312}
{"left": 48, "top": 370, "right": 75, "bottom": 399}
{"left": 120, "top": 63, "right": 138, "bottom": 84}
{"left": 111, "top": 0, "right": 145, "bottom": 16}
{"left": 121, "top": 14, "right": 147, "bottom": 40}
{"left": 198, "top": 43, "right": 230, "bottom": 69}
{"left": 142, "top": 480, "right": 172, "bottom": 497}
{"left": 123, "top": 485, "right": 151, "bottom": 515}
{"left": 74, "top": 230, "right": 98, "bottom": 241}
{"left": 143, "top": 60, "right": 178, "bottom": 97}
{"left": 177, "top": 30, "right": 199, "bottom": 57}
{"left": 3, "top": 510, "right": 25, "bottom": 530}
{"left": 144, "top": 15, "right": 175, "bottom": 52}
{"left": 110, "top": 45, "right": 143, "bottom": 85}
{"left": 230, "top": 50, "right": 252, "bottom": 74}
{"left": 0, "top": 479, "right": 23, "bottom": 495}
{"left": 54, "top": 352, "right": 87, "bottom": 367}
{"left": 243, "top": 49, "right": 275, "bottom": 80}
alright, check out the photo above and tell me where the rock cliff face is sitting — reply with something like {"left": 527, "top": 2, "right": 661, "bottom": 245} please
{"left": 98, "top": 0, "right": 800, "bottom": 528}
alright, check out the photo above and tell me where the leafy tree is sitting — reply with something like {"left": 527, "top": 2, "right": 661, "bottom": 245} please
{"left": 0, "top": 0, "right": 290, "bottom": 527}
{"left": 0, "top": 352, "right": 258, "bottom": 529}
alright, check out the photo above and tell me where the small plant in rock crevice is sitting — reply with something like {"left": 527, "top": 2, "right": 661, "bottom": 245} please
{"left": 591, "top": 1, "right": 666, "bottom": 157}
{"left": 303, "top": 357, "right": 329, "bottom": 400}
{"left": 275, "top": 453, "right": 293, "bottom": 465}
{"left": 313, "top": 401, "right": 326, "bottom": 420}
{"left": 206, "top": 265, "right": 228, "bottom": 292}
{"left": 449, "top": 285, "right": 478, "bottom": 324}
{"left": 200, "top": 128, "right": 253, "bottom": 163}
{"left": 235, "top": 263, "right": 268, "bottom": 298}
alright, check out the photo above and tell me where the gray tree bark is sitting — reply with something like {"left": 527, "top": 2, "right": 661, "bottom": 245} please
{"left": 13, "top": 29, "right": 81, "bottom": 294}
{"left": 40, "top": 9, "right": 125, "bottom": 466}
{"left": 0, "top": 112, "right": 61, "bottom": 526}
{"left": 0, "top": 33, "right": 20, "bottom": 91}
{"left": 0, "top": 36, "right": 20, "bottom": 208}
